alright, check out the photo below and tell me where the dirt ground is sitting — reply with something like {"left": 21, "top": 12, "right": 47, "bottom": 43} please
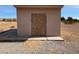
{"left": 0, "top": 22, "right": 79, "bottom": 54}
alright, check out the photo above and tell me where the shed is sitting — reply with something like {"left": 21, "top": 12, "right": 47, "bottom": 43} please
{"left": 15, "top": 5, "right": 63, "bottom": 37}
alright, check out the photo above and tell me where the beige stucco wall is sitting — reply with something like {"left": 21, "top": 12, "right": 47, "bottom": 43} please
{"left": 16, "top": 8, "right": 61, "bottom": 37}
{"left": 47, "top": 9, "right": 61, "bottom": 36}
{"left": 17, "top": 8, "right": 31, "bottom": 36}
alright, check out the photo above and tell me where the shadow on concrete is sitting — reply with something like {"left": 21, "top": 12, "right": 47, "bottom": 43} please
{"left": 0, "top": 40, "right": 27, "bottom": 42}
{"left": 0, "top": 29, "right": 17, "bottom": 37}
{"left": 0, "top": 29, "right": 28, "bottom": 42}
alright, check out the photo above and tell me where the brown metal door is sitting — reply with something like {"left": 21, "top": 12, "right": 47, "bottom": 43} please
{"left": 31, "top": 13, "right": 46, "bottom": 37}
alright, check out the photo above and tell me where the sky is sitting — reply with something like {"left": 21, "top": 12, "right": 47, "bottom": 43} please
{"left": 0, "top": 5, "right": 16, "bottom": 18}
{"left": 61, "top": 5, "right": 79, "bottom": 19}
{"left": 0, "top": 5, "right": 79, "bottom": 19}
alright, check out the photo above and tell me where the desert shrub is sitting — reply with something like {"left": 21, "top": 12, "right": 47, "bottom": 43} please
{"left": 1, "top": 18, "right": 16, "bottom": 22}
{"left": 11, "top": 26, "right": 15, "bottom": 28}
{"left": 2, "top": 19, "right": 6, "bottom": 21}
{"left": 7, "top": 19, "right": 11, "bottom": 22}
{"left": 61, "top": 17, "right": 79, "bottom": 24}
{"left": 12, "top": 19, "right": 16, "bottom": 22}
{"left": 61, "top": 17, "right": 65, "bottom": 22}
{"left": 66, "top": 17, "right": 74, "bottom": 24}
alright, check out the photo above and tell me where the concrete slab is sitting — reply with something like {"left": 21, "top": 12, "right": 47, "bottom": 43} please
{"left": 27, "top": 37, "right": 47, "bottom": 40}
{"left": 27, "top": 37, "right": 64, "bottom": 41}
{"left": 47, "top": 37, "right": 64, "bottom": 40}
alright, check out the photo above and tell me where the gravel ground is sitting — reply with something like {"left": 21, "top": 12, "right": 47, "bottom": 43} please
{"left": 0, "top": 23, "right": 79, "bottom": 54}
{"left": 0, "top": 41, "right": 65, "bottom": 54}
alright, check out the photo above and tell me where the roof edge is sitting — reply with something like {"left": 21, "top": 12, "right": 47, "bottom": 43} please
{"left": 14, "top": 5, "right": 64, "bottom": 9}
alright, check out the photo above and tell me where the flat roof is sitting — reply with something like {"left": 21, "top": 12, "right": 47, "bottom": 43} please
{"left": 14, "top": 5, "right": 63, "bottom": 8}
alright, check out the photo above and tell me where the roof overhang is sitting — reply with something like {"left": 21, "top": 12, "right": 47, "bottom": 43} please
{"left": 14, "top": 5, "right": 64, "bottom": 9}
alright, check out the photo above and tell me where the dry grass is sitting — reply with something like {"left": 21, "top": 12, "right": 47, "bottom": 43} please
{"left": 0, "top": 22, "right": 17, "bottom": 29}
{"left": 0, "top": 22, "right": 17, "bottom": 33}
{"left": 61, "top": 23, "right": 79, "bottom": 41}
